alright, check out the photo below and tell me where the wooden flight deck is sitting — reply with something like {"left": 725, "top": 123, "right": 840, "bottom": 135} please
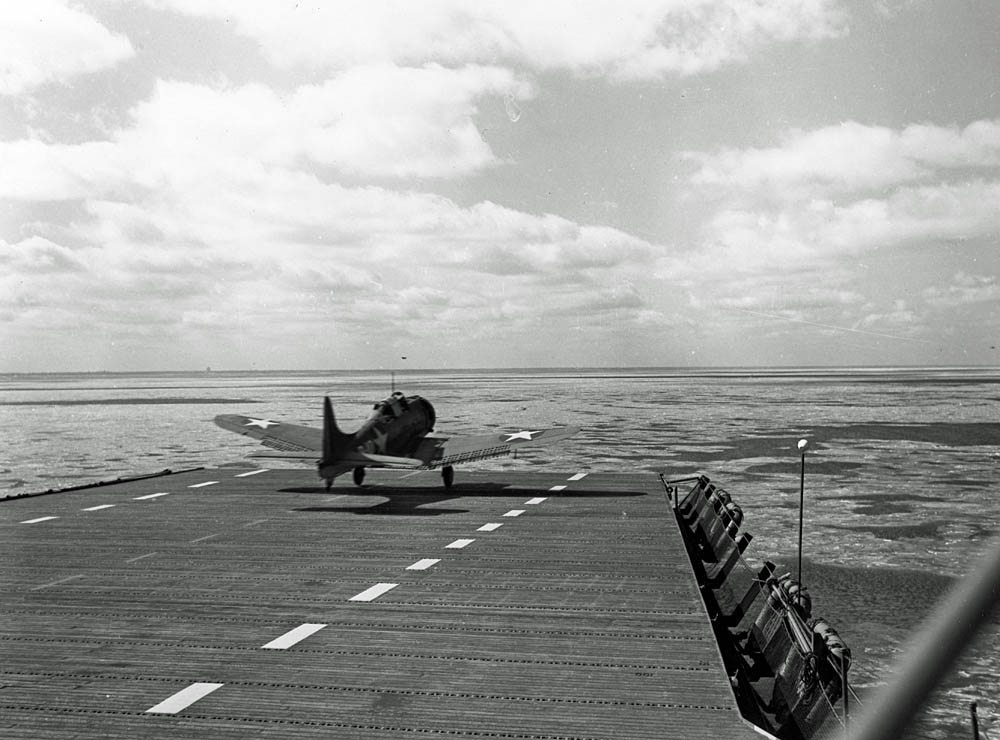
{"left": 1, "top": 466, "right": 764, "bottom": 739}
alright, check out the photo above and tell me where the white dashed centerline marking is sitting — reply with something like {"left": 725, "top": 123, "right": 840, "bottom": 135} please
{"left": 145, "top": 682, "right": 224, "bottom": 714}
{"left": 477, "top": 523, "right": 503, "bottom": 532}
{"left": 525, "top": 497, "right": 547, "bottom": 505}
{"left": 446, "top": 539, "right": 474, "bottom": 549}
{"left": 21, "top": 516, "right": 58, "bottom": 524}
{"left": 188, "top": 481, "right": 218, "bottom": 488}
{"left": 133, "top": 492, "right": 169, "bottom": 500}
{"left": 235, "top": 469, "right": 269, "bottom": 478}
{"left": 262, "top": 623, "right": 327, "bottom": 649}
{"left": 549, "top": 485, "right": 567, "bottom": 492}
{"left": 567, "top": 472, "right": 588, "bottom": 481}
{"left": 406, "top": 558, "right": 440, "bottom": 571}
{"left": 349, "top": 583, "right": 398, "bottom": 602}
{"left": 503, "top": 509, "right": 525, "bottom": 517}
{"left": 31, "top": 574, "right": 84, "bottom": 591}
{"left": 125, "top": 552, "right": 157, "bottom": 563}
{"left": 82, "top": 504, "right": 116, "bottom": 512}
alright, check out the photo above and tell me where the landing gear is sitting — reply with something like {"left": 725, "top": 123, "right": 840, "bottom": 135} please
{"left": 324, "top": 477, "right": 333, "bottom": 492}
{"left": 441, "top": 465, "right": 454, "bottom": 489}
{"left": 353, "top": 466, "right": 366, "bottom": 486}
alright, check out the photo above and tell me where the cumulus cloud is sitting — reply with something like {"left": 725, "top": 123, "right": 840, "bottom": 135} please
{"left": 0, "top": 67, "right": 530, "bottom": 190}
{"left": 292, "top": 64, "right": 534, "bottom": 177}
{"left": 0, "top": 139, "right": 127, "bottom": 200}
{"left": 695, "top": 180, "right": 1000, "bottom": 267}
{"left": 924, "top": 273, "right": 1000, "bottom": 308}
{"left": 141, "top": 0, "right": 847, "bottom": 78}
{"left": 684, "top": 119, "right": 1000, "bottom": 194}
{"left": 680, "top": 119, "right": 1000, "bottom": 271}
{"left": 0, "top": 1, "right": 133, "bottom": 95}
{"left": 0, "top": 72, "right": 663, "bottom": 369}
{"left": 670, "top": 117, "right": 1000, "bottom": 344}
{"left": 3, "top": 178, "right": 662, "bottom": 355}
{"left": 128, "top": 66, "right": 528, "bottom": 180}
{"left": 0, "top": 235, "right": 87, "bottom": 274}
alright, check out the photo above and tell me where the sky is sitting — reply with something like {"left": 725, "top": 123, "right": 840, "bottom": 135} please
{"left": 1, "top": 0, "right": 998, "bottom": 371}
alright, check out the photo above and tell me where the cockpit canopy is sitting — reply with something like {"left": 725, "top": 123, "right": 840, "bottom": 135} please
{"left": 372, "top": 391, "right": 409, "bottom": 416}
{"left": 370, "top": 392, "right": 434, "bottom": 429}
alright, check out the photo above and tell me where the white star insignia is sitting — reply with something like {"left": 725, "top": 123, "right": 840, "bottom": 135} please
{"left": 504, "top": 430, "right": 540, "bottom": 442}
{"left": 244, "top": 418, "right": 279, "bottom": 429}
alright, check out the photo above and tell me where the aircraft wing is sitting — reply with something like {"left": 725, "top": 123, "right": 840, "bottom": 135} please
{"left": 420, "top": 426, "right": 580, "bottom": 467}
{"left": 214, "top": 414, "right": 321, "bottom": 455}
{"left": 216, "top": 414, "right": 424, "bottom": 468}
{"left": 216, "top": 413, "right": 577, "bottom": 470}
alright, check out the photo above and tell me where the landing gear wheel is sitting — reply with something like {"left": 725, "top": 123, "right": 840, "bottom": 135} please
{"left": 353, "top": 466, "right": 366, "bottom": 486}
{"left": 442, "top": 465, "right": 455, "bottom": 489}
{"left": 324, "top": 478, "right": 333, "bottom": 492}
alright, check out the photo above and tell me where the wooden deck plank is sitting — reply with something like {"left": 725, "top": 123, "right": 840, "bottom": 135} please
{"left": 0, "top": 467, "right": 759, "bottom": 740}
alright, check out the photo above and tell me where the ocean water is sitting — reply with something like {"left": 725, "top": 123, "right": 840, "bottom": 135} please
{"left": 1, "top": 367, "right": 998, "bottom": 738}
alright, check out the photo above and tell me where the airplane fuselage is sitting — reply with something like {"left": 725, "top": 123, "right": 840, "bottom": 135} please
{"left": 354, "top": 392, "right": 436, "bottom": 457}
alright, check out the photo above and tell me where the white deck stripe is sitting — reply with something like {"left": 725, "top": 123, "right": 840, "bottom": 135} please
{"left": 477, "top": 522, "right": 503, "bottom": 532}
{"left": 446, "top": 538, "right": 474, "bottom": 549}
{"left": 31, "top": 574, "right": 83, "bottom": 591}
{"left": 235, "top": 468, "right": 269, "bottom": 477}
{"left": 188, "top": 481, "right": 218, "bottom": 488}
{"left": 133, "top": 492, "right": 169, "bottom": 500}
{"left": 145, "top": 682, "right": 224, "bottom": 714}
{"left": 262, "top": 623, "right": 327, "bottom": 649}
{"left": 21, "top": 516, "right": 58, "bottom": 524}
{"left": 349, "top": 582, "right": 398, "bottom": 602}
{"left": 190, "top": 533, "right": 219, "bottom": 543}
{"left": 244, "top": 519, "right": 269, "bottom": 527}
{"left": 503, "top": 509, "right": 525, "bottom": 517}
{"left": 125, "top": 552, "right": 157, "bottom": 563}
{"left": 568, "top": 472, "right": 588, "bottom": 481}
{"left": 525, "top": 497, "right": 547, "bottom": 505}
{"left": 406, "top": 558, "right": 440, "bottom": 571}
{"left": 549, "top": 485, "right": 567, "bottom": 491}
{"left": 82, "top": 504, "right": 116, "bottom": 511}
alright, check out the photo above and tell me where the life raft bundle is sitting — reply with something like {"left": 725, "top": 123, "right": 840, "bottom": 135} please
{"left": 673, "top": 474, "right": 855, "bottom": 740}
{"left": 809, "top": 617, "right": 851, "bottom": 669}
{"left": 775, "top": 572, "right": 813, "bottom": 621}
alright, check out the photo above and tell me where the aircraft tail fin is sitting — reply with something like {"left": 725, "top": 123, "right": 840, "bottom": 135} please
{"left": 321, "top": 396, "right": 355, "bottom": 464}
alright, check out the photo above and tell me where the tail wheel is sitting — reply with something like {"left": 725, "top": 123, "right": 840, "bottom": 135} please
{"left": 442, "top": 465, "right": 455, "bottom": 489}
{"left": 353, "top": 466, "right": 366, "bottom": 486}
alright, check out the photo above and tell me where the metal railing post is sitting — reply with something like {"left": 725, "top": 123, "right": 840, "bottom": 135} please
{"left": 842, "top": 651, "right": 850, "bottom": 738}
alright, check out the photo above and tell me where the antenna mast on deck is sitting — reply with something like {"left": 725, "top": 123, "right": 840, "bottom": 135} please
{"left": 391, "top": 356, "right": 406, "bottom": 393}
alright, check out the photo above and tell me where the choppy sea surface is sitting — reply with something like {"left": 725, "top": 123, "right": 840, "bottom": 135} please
{"left": 2, "top": 367, "right": 998, "bottom": 738}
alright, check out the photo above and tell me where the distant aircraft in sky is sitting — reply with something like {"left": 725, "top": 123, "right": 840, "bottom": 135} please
{"left": 215, "top": 391, "right": 578, "bottom": 490}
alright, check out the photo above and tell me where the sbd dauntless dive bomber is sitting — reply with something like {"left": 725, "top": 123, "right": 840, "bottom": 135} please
{"left": 215, "top": 390, "right": 579, "bottom": 491}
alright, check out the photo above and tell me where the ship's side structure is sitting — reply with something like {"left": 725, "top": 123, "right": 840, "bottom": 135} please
{"left": 671, "top": 476, "right": 851, "bottom": 740}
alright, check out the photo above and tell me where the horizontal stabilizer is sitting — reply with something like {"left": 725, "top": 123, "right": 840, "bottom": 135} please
{"left": 249, "top": 450, "right": 318, "bottom": 459}
{"left": 345, "top": 452, "right": 425, "bottom": 468}
{"left": 248, "top": 450, "right": 423, "bottom": 468}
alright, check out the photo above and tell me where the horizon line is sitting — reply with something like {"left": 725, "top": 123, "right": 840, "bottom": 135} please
{"left": 3, "top": 364, "right": 999, "bottom": 376}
